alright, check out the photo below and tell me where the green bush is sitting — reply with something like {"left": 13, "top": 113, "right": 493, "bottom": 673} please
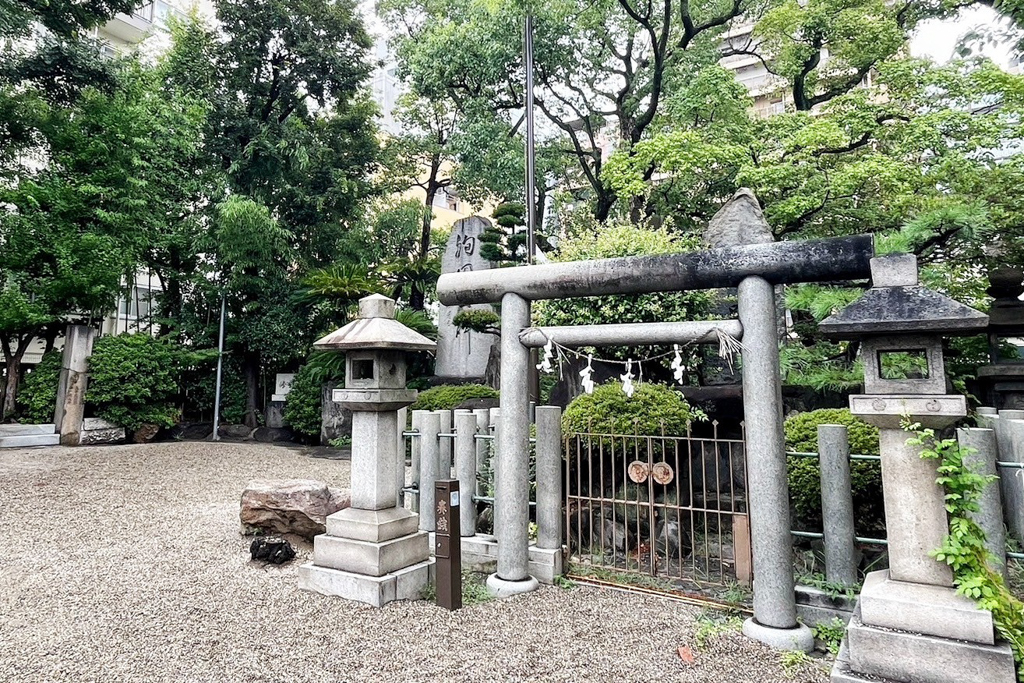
{"left": 784, "top": 408, "right": 884, "bottom": 533}
{"left": 17, "top": 350, "right": 62, "bottom": 424}
{"left": 181, "top": 356, "right": 246, "bottom": 423}
{"left": 284, "top": 363, "right": 324, "bottom": 441}
{"left": 411, "top": 384, "right": 498, "bottom": 411}
{"left": 562, "top": 382, "right": 697, "bottom": 436}
{"left": 87, "top": 334, "right": 191, "bottom": 434}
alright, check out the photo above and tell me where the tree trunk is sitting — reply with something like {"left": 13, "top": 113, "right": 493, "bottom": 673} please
{"left": 1, "top": 336, "right": 29, "bottom": 421}
{"left": 412, "top": 181, "right": 440, "bottom": 312}
{"left": 243, "top": 354, "right": 260, "bottom": 429}
{"left": 409, "top": 283, "right": 425, "bottom": 311}
{"left": 593, "top": 187, "right": 617, "bottom": 222}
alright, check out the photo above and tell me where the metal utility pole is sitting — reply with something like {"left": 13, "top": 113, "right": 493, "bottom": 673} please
{"left": 211, "top": 293, "right": 226, "bottom": 441}
{"left": 524, "top": 13, "right": 536, "bottom": 266}
{"left": 524, "top": 13, "right": 540, "bottom": 405}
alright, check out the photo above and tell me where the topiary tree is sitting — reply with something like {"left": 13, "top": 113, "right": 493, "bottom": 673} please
{"left": 284, "top": 363, "right": 325, "bottom": 442}
{"left": 86, "top": 334, "right": 195, "bottom": 438}
{"left": 784, "top": 408, "right": 883, "bottom": 534}
{"left": 561, "top": 382, "right": 698, "bottom": 436}
{"left": 479, "top": 203, "right": 526, "bottom": 266}
{"left": 16, "top": 350, "right": 62, "bottom": 424}
{"left": 411, "top": 384, "right": 498, "bottom": 411}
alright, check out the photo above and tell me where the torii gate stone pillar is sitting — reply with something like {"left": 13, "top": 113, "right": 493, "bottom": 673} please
{"left": 437, "top": 188, "right": 871, "bottom": 651}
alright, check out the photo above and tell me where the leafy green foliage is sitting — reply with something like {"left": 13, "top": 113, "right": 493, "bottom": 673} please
{"left": 693, "top": 610, "right": 744, "bottom": 650}
{"left": 480, "top": 202, "right": 527, "bottom": 265}
{"left": 784, "top": 409, "right": 883, "bottom": 533}
{"left": 16, "top": 350, "right": 61, "bottom": 424}
{"left": 779, "top": 650, "right": 814, "bottom": 678}
{"left": 907, "top": 421, "right": 1024, "bottom": 674}
{"left": 419, "top": 570, "right": 493, "bottom": 605}
{"left": 562, "top": 382, "right": 698, "bottom": 436}
{"left": 182, "top": 357, "right": 247, "bottom": 424}
{"left": 534, "top": 217, "right": 714, "bottom": 373}
{"left": 452, "top": 310, "right": 500, "bottom": 335}
{"left": 411, "top": 384, "right": 498, "bottom": 411}
{"left": 284, "top": 364, "right": 327, "bottom": 441}
{"left": 86, "top": 334, "right": 195, "bottom": 433}
{"left": 812, "top": 617, "right": 847, "bottom": 655}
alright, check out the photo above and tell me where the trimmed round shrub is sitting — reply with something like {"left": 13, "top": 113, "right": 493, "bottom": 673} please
{"left": 284, "top": 364, "right": 323, "bottom": 441}
{"left": 411, "top": 384, "right": 498, "bottom": 411}
{"left": 784, "top": 408, "right": 884, "bottom": 533}
{"left": 17, "top": 350, "right": 62, "bottom": 424}
{"left": 562, "top": 382, "right": 696, "bottom": 436}
{"left": 87, "top": 334, "right": 186, "bottom": 434}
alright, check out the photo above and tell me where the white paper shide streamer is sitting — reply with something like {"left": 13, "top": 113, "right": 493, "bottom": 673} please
{"left": 620, "top": 358, "right": 635, "bottom": 398}
{"left": 579, "top": 354, "right": 595, "bottom": 394}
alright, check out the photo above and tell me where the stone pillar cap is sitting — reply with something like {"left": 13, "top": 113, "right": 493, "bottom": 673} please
{"left": 359, "top": 294, "right": 396, "bottom": 319}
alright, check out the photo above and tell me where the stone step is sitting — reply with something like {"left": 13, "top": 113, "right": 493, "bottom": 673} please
{"left": 0, "top": 433, "right": 60, "bottom": 448}
{"left": 0, "top": 423, "right": 56, "bottom": 436}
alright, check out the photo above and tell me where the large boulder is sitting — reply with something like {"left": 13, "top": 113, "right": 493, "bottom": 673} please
{"left": 240, "top": 479, "right": 350, "bottom": 540}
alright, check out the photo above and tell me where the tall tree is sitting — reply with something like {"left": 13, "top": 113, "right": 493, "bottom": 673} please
{"left": 0, "top": 65, "right": 206, "bottom": 417}
{"left": 382, "top": 0, "right": 755, "bottom": 221}
{"left": 156, "top": 1, "right": 381, "bottom": 425}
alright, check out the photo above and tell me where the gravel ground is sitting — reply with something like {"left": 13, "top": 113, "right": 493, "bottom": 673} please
{"left": 0, "top": 442, "right": 829, "bottom": 683}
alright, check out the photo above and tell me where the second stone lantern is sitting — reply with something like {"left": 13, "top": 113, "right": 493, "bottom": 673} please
{"left": 298, "top": 294, "right": 437, "bottom": 607}
{"left": 820, "top": 254, "right": 1015, "bottom": 683}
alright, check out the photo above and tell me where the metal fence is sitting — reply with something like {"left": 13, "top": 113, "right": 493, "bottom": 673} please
{"left": 564, "top": 422, "right": 751, "bottom": 594}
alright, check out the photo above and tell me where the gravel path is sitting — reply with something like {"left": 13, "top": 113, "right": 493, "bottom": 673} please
{"left": 0, "top": 442, "right": 829, "bottom": 683}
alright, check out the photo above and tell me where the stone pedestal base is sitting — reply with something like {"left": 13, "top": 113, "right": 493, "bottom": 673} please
{"left": 300, "top": 506, "right": 431, "bottom": 607}
{"left": 830, "top": 571, "right": 1015, "bottom": 682}
{"left": 298, "top": 559, "right": 434, "bottom": 607}
{"left": 450, "top": 533, "right": 563, "bottom": 584}
{"left": 486, "top": 573, "right": 540, "bottom": 598}
{"left": 831, "top": 607, "right": 1015, "bottom": 683}
{"left": 741, "top": 617, "right": 814, "bottom": 652}
{"left": 859, "top": 570, "right": 995, "bottom": 643}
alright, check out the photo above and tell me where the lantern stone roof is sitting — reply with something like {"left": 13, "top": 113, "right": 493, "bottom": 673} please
{"left": 819, "top": 254, "right": 988, "bottom": 340}
{"left": 313, "top": 294, "right": 437, "bottom": 352}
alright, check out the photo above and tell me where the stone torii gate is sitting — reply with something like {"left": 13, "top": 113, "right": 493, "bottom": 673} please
{"left": 437, "top": 192, "right": 874, "bottom": 651}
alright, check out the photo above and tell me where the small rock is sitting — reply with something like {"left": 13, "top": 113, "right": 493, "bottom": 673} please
{"left": 219, "top": 424, "right": 253, "bottom": 440}
{"left": 252, "top": 427, "right": 295, "bottom": 443}
{"left": 132, "top": 424, "right": 160, "bottom": 443}
{"left": 249, "top": 536, "right": 296, "bottom": 564}
{"left": 174, "top": 422, "right": 214, "bottom": 440}
{"left": 240, "top": 479, "right": 350, "bottom": 540}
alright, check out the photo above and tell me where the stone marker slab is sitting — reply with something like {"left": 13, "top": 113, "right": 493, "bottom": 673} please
{"left": 436, "top": 216, "right": 497, "bottom": 380}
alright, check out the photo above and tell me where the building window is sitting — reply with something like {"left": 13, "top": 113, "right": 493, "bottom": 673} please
{"left": 118, "top": 285, "right": 159, "bottom": 320}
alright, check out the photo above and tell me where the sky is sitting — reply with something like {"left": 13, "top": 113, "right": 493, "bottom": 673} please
{"left": 911, "top": 5, "right": 1020, "bottom": 68}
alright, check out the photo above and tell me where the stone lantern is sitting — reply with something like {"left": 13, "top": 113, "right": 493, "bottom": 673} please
{"left": 298, "top": 294, "right": 437, "bottom": 607}
{"left": 820, "top": 254, "right": 1015, "bottom": 683}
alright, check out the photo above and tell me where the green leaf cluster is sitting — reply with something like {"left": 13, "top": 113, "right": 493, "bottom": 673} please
{"left": 784, "top": 409, "right": 884, "bottom": 533}
{"left": 16, "top": 350, "right": 62, "bottom": 424}
{"left": 411, "top": 384, "right": 498, "bottom": 411}
{"left": 86, "top": 334, "right": 197, "bottom": 434}
{"left": 534, "top": 217, "right": 715, "bottom": 369}
{"left": 284, "top": 364, "right": 327, "bottom": 441}
{"left": 452, "top": 310, "right": 500, "bottom": 335}
{"left": 562, "top": 382, "right": 698, "bottom": 437}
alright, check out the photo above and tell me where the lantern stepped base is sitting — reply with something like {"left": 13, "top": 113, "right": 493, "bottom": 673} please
{"left": 298, "top": 559, "right": 434, "bottom": 607}
{"left": 830, "top": 604, "right": 1015, "bottom": 683}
